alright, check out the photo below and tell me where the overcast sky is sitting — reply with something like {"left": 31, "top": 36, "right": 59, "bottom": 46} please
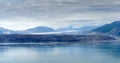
{"left": 0, "top": 0, "right": 120, "bottom": 30}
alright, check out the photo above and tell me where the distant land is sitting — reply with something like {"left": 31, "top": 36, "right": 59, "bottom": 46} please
{"left": 0, "top": 21, "right": 119, "bottom": 43}
{"left": 0, "top": 26, "right": 55, "bottom": 34}
{"left": 92, "top": 21, "right": 120, "bottom": 36}
{"left": 0, "top": 34, "right": 115, "bottom": 43}
{"left": 0, "top": 26, "right": 98, "bottom": 34}
{"left": 0, "top": 20, "right": 118, "bottom": 37}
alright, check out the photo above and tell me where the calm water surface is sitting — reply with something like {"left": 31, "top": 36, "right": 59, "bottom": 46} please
{"left": 0, "top": 42, "right": 119, "bottom": 63}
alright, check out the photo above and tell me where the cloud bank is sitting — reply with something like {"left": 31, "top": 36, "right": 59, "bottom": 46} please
{"left": 0, "top": 0, "right": 120, "bottom": 30}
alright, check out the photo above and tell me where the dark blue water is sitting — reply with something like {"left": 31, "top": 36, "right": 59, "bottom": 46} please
{"left": 0, "top": 42, "right": 120, "bottom": 63}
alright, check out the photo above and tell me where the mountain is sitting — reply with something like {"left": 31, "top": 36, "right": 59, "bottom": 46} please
{"left": 23, "top": 26, "right": 55, "bottom": 34}
{"left": 0, "top": 26, "right": 55, "bottom": 34}
{"left": 0, "top": 27, "right": 13, "bottom": 34}
{"left": 0, "top": 26, "right": 98, "bottom": 34}
{"left": 92, "top": 21, "right": 120, "bottom": 36}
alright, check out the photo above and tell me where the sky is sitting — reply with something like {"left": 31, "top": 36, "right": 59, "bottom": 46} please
{"left": 0, "top": 0, "right": 120, "bottom": 30}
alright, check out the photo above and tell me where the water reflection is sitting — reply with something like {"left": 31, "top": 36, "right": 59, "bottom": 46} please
{"left": 0, "top": 43, "right": 119, "bottom": 63}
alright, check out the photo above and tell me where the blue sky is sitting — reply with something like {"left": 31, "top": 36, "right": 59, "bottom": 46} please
{"left": 0, "top": 0, "right": 120, "bottom": 30}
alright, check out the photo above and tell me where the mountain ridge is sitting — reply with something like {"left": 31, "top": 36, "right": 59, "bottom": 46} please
{"left": 0, "top": 26, "right": 55, "bottom": 34}
{"left": 92, "top": 21, "right": 120, "bottom": 36}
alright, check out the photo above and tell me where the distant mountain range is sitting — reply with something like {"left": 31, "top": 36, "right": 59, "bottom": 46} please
{"left": 0, "top": 27, "right": 13, "bottom": 34}
{"left": 0, "top": 26, "right": 55, "bottom": 34}
{"left": 1, "top": 20, "right": 120, "bottom": 36}
{"left": 0, "top": 26, "right": 98, "bottom": 34}
{"left": 92, "top": 21, "right": 120, "bottom": 36}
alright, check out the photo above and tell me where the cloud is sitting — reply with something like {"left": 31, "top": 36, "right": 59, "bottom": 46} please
{"left": 0, "top": 0, "right": 119, "bottom": 30}
{"left": 0, "top": 0, "right": 119, "bottom": 18}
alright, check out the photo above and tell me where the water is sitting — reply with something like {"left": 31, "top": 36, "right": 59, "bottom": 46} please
{"left": 0, "top": 42, "right": 120, "bottom": 63}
